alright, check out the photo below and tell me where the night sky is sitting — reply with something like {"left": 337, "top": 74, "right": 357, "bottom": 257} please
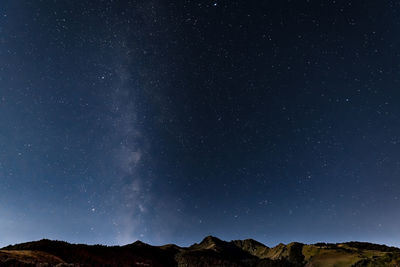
{"left": 1, "top": 0, "right": 400, "bottom": 248}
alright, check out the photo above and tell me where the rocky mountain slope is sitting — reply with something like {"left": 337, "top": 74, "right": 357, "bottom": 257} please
{"left": 1, "top": 236, "right": 400, "bottom": 266}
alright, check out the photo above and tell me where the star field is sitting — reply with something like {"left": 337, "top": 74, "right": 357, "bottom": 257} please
{"left": 1, "top": 0, "right": 400, "bottom": 247}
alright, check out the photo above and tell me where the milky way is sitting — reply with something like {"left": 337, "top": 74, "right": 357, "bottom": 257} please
{"left": 1, "top": 1, "right": 400, "bottom": 247}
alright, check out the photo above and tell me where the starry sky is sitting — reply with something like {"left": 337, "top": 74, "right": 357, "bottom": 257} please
{"left": 1, "top": 0, "right": 400, "bottom": 248}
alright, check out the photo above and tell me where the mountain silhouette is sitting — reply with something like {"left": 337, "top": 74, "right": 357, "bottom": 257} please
{"left": 1, "top": 237, "right": 400, "bottom": 266}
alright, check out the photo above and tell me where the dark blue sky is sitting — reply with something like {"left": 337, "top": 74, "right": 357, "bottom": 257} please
{"left": 1, "top": 0, "right": 400, "bottom": 248}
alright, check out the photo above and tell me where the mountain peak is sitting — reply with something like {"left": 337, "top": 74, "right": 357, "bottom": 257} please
{"left": 123, "top": 240, "right": 149, "bottom": 249}
{"left": 191, "top": 236, "right": 225, "bottom": 251}
{"left": 132, "top": 240, "right": 146, "bottom": 246}
{"left": 201, "top": 235, "right": 222, "bottom": 244}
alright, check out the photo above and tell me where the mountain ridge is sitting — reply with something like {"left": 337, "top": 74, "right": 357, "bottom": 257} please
{"left": 2, "top": 237, "right": 400, "bottom": 266}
